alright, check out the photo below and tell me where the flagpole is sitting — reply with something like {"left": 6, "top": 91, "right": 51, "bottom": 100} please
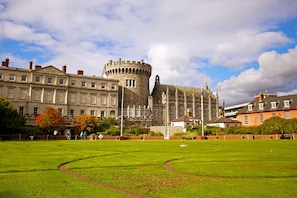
{"left": 120, "top": 86, "right": 124, "bottom": 137}
{"left": 201, "top": 87, "right": 204, "bottom": 137}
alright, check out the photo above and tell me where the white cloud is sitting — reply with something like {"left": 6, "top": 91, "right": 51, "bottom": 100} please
{"left": 217, "top": 45, "right": 297, "bottom": 106}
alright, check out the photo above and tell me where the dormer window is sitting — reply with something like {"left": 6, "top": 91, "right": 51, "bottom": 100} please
{"left": 271, "top": 101, "right": 277, "bottom": 109}
{"left": 248, "top": 104, "right": 253, "bottom": 111}
{"left": 259, "top": 103, "right": 264, "bottom": 110}
{"left": 284, "top": 100, "right": 290, "bottom": 108}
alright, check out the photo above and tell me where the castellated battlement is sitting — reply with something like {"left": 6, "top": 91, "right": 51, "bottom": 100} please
{"left": 103, "top": 58, "right": 152, "bottom": 108}
{"left": 104, "top": 58, "right": 152, "bottom": 77}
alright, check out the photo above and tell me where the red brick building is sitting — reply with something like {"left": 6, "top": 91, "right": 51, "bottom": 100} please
{"left": 237, "top": 92, "right": 297, "bottom": 126}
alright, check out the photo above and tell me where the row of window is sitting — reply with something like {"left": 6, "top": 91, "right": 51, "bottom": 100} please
{"left": 248, "top": 100, "right": 291, "bottom": 111}
{"left": 243, "top": 111, "right": 291, "bottom": 125}
{"left": 126, "top": 79, "right": 136, "bottom": 87}
{"left": 0, "top": 73, "right": 117, "bottom": 90}
{"left": 4, "top": 87, "right": 117, "bottom": 106}
{"left": 19, "top": 107, "right": 114, "bottom": 118}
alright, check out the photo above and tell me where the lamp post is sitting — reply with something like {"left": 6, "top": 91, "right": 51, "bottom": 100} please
{"left": 120, "top": 86, "right": 124, "bottom": 137}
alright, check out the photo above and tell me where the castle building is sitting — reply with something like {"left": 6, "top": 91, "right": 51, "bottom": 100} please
{"left": 149, "top": 75, "right": 219, "bottom": 126}
{"left": 0, "top": 58, "right": 119, "bottom": 126}
{"left": 104, "top": 59, "right": 153, "bottom": 127}
{"left": 1, "top": 57, "right": 219, "bottom": 128}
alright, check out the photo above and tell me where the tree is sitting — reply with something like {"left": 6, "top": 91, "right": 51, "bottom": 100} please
{"left": 35, "top": 107, "right": 66, "bottom": 133}
{"left": 0, "top": 97, "right": 26, "bottom": 134}
{"left": 97, "top": 117, "right": 116, "bottom": 132}
{"left": 73, "top": 114, "right": 99, "bottom": 133}
{"left": 124, "top": 125, "right": 144, "bottom": 136}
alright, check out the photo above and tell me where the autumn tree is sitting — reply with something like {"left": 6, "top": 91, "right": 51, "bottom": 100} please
{"left": 73, "top": 114, "right": 99, "bottom": 133}
{"left": 0, "top": 97, "right": 26, "bottom": 134}
{"left": 35, "top": 107, "right": 66, "bottom": 133}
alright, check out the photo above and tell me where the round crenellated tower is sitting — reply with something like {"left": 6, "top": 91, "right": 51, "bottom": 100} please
{"left": 104, "top": 58, "right": 152, "bottom": 108}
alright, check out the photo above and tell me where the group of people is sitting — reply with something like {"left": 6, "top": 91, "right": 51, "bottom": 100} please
{"left": 79, "top": 131, "right": 88, "bottom": 140}
{"left": 28, "top": 129, "right": 104, "bottom": 141}
{"left": 79, "top": 131, "right": 104, "bottom": 141}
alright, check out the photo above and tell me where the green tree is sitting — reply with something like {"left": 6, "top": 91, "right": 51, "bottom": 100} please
{"left": 104, "top": 125, "right": 120, "bottom": 136}
{"left": 35, "top": 107, "right": 66, "bottom": 133}
{"left": 0, "top": 97, "right": 26, "bottom": 134}
{"left": 97, "top": 117, "right": 116, "bottom": 132}
{"left": 260, "top": 116, "right": 285, "bottom": 134}
{"left": 124, "top": 125, "right": 144, "bottom": 136}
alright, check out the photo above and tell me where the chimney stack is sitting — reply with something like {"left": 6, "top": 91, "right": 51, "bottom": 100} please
{"left": 29, "top": 61, "right": 33, "bottom": 70}
{"left": 259, "top": 92, "right": 263, "bottom": 102}
{"left": 62, "top": 65, "right": 67, "bottom": 73}
{"left": 35, "top": 65, "right": 42, "bottom": 70}
{"left": 77, "top": 70, "right": 84, "bottom": 75}
{"left": 1, "top": 58, "right": 9, "bottom": 67}
{"left": 5, "top": 58, "right": 9, "bottom": 67}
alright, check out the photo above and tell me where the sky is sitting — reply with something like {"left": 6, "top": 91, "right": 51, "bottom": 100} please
{"left": 0, "top": 0, "right": 297, "bottom": 106}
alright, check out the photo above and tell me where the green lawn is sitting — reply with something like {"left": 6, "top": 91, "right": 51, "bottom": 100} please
{"left": 1, "top": 140, "right": 297, "bottom": 197}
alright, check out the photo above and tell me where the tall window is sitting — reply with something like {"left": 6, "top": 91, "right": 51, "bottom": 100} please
{"left": 101, "top": 95, "right": 107, "bottom": 105}
{"left": 81, "top": 93, "right": 86, "bottom": 104}
{"left": 260, "top": 114, "right": 264, "bottom": 124}
{"left": 21, "top": 75, "right": 27, "bottom": 81}
{"left": 91, "top": 82, "right": 96, "bottom": 88}
{"left": 47, "top": 77, "right": 53, "bottom": 84}
{"left": 59, "top": 79, "right": 64, "bottom": 85}
{"left": 9, "top": 74, "right": 15, "bottom": 81}
{"left": 70, "top": 92, "right": 76, "bottom": 103}
{"left": 70, "top": 109, "right": 74, "bottom": 117}
{"left": 33, "top": 107, "right": 38, "bottom": 115}
{"left": 57, "top": 91, "right": 64, "bottom": 103}
{"left": 8, "top": 88, "right": 14, "bottom": 98}
{"left": 111, "top": 96, "right": 117, "bottom": 106}
{"left": 91, "top": 94, "right": 97, "bottom": 105}
{"left": 80, "top": 109, "right": 85, "bottom": 115}
{"left": 100, "top": 111, "right": 105, "bottom": 119}
{"left": 90, "top": 110, "right": 95, "bottom": 116}
{"left": 285, "top": 111, "right": 290, "bottom": 119}
{"left": 35, "top": 76, "right": 41, "bottom": 83}
{"left": 19, "top": 106, "right": 24, "bottom": 116}
{"left": 45, "top": 90, "right": 53, "bottom": 102}
{"left": 81, "top": 81, "right": 86, "bottom": 87}
{"left": 20, "top": 89, "right": 26, "bottom": 100}
{"left": 33, "top": 89, "right": 41, "bottom": 101}
{"left": 244, "top": 116, "right": 248, "bottom": 125}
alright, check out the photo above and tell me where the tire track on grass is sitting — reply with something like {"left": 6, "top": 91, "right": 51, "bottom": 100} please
{"left": 164, "top": 159, "right": 297, "bottom": 178}
{"left": 58, "top": 158, "right": 149, "bottom": 198}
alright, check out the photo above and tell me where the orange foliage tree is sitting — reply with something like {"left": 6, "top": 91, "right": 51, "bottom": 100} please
{"left": 35, "top": 107, "right": 66, "bottom": 133}
{"left": 73, "top": 114, "right": 99, "bottom": 133}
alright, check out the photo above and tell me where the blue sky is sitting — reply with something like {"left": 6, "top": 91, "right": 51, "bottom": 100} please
{"left": 0, "top": 0, "right": 297, "bottom": 106}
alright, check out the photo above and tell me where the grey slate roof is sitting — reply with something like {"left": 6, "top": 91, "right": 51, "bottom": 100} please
{"left": 237, "top": 94, "right": 297, "bottom": 114}
{"left": 210, "top": 116, "right": 241, "bottom": 123}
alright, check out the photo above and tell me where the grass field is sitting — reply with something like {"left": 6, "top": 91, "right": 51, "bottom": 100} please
{"left": 1, "top": 140, "right": 297, "bottom": 197}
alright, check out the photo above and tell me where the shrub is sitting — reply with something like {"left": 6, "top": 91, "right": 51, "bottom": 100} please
{"left": 147, "top": 131, "right": 163, "bottom": 136}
